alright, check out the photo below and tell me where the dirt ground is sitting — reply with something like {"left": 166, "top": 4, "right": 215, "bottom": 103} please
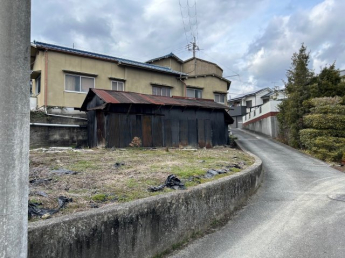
{"left": 29, "top": 146, "right": 254, "bottom": 220}
{"left": 330, "top": 163, "right": 345, "bottom": 173}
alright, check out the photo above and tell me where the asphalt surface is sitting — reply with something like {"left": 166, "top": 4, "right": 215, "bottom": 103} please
{"left": 169, "top": 129, "right": 345, "bottom": 258}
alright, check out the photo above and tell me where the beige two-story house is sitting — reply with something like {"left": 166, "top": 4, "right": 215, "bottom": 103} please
{"left": 146, "top": 53, "right": 230, "bottom": 104}
{"left": 30, "top": 42, "right": 231, "bottom": 111}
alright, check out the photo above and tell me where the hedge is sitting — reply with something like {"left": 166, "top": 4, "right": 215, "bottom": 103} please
{"left": 303, "top": 114, "right": 345, "bottom": 130}
{"left": 307, "top": 96, "right": 344, "bottom": 107}
{"left": 300, "top": 129, "right": 345, "bottom": 148}
{"left": 311, "top": 136, "right": 345, "bottom": 150}
{"left": 310, "top": 105, "right": 345, "bottom": 115}
{"left": 308, "top": 148, "right": 344, "bottom": 162}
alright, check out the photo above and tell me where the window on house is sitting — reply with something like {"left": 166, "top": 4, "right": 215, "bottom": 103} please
{"left": 246, "top": 100, "right": 252, "bottom": 108}
{"left": 65, "top": 74, "right": 94, "bottom": 93}
{"left": 36, "top": 75, "right": 41, "bottom": 95}
{"left": 214, "top": 93, "right": 225, "bottom": 103}
{"left": 152, "top": 86, "right": 171, "bottom": 97}
{"left": 111, "top": 81, "right": 124, "bottom": 91}
{"left": 187, "top": 88, "right": 202, "bottom": 98}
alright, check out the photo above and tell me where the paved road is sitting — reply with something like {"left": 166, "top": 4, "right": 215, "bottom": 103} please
{"left": 169, "top": 129, "right": 345, "bottom": 258}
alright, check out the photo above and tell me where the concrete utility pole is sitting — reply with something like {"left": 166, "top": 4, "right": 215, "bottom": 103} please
{"left": 0, "top": 1, "right": 31, "bottom": 258}
{"left": 188, "top": 37, "right": 199, "bottom": 74}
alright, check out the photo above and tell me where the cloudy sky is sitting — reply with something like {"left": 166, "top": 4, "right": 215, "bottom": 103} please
{"left": 31, "top": 0, "right": 345, "bottom": 96}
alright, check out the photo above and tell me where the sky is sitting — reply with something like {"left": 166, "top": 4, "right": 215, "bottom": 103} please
{"left": 31, "top": 0, "right": 345, "bottom": 97}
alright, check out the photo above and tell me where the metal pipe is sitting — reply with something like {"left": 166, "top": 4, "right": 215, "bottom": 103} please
{"left": 44, "top": 50, "right": 48, "bottom": 107}
{"left": 44, "top": 112, "right": 87, "bottom": 120}
{"left": 0, "top": 1, "right": 31, "bottom": 257}
{"left": 30, "top": 123, "right": 86, "bottom": 128}
{"left": 179, "top": 77, "right": 187, "bottom": 97}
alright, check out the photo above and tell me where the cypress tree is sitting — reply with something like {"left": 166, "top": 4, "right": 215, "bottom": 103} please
{"left": 277, "top": 44, "right": 313, "bottom": 147}
{"left": 309, "top": 63, "right": 345, "bottom": 98}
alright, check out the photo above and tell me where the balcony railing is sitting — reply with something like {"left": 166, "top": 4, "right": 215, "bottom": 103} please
{"left": 243, "top": 100, "right": 281, "bottom": 123}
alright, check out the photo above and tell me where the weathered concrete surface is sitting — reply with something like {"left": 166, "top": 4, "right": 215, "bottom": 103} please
{"left": 243, "top": 115, "right": 279, "bottom": 138}
{"left": 30, "top": 113, "right": 87, "bottom": 148}
{"left": 0, "top": 1, "right": 30, "bottom": 257}
{"left": 28, "top": 153, "right": 262, "bottom": 258}
{"left": 169, "top": 129, "right": 345, "bottom": 258}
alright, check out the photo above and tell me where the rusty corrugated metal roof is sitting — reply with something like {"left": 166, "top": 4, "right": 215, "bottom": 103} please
{"left": 81, "top": 89, "right": 230, "bottom": 111}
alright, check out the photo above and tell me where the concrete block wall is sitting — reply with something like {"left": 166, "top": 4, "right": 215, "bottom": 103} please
{"left": 28, "top": 154, "right": 262, "bottom": 258}
{"left": 30, "top": 112, "right": 87, "bottom": 148}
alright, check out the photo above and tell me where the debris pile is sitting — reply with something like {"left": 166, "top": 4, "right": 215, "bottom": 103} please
{"left": 148, "top": 174, "right": 186, "bottom": 192}
{"left": 50, "top": 168, "right": 78, "bottom": 175}
{"left": 148, "top": 162, "right": 245, "bottom": 191}
{"left": 28, "top": 196, "right": 72, "bottom": 219}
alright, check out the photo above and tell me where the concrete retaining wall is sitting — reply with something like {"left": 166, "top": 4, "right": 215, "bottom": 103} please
{"left": 28, "top": 154, "right": 262, "bottom": 258}
{"left": 30, "top": 112, "right": 87, "bottom": 148}
{"left": 243, "top": 115, "right": 279, "bottom": 138}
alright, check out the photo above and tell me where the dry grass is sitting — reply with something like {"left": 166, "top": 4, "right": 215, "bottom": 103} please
{"left": 29, "top": 146, "right": 254, "bottom": 220}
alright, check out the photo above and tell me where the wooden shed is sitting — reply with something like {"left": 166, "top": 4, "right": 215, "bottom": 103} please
{"left": 81, "top": 89, "right": 233, "bottom": 148}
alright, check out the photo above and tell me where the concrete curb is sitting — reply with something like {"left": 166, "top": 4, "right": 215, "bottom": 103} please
{"left": 28, "top": 151, "right": 263, "bottom": 258}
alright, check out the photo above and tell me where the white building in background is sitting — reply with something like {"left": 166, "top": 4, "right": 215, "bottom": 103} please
{"left": 228, "top": 87, "right": 287, "bottom": 138}
{"left": 228, "top": 88, "right": 271, "bottom": 128}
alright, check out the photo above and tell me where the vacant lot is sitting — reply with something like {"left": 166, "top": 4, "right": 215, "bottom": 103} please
{"left": 29, "top": 146, "right": 254, "bottom": 220}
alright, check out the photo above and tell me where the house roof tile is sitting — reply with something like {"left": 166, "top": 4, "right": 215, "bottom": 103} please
{"left": 146, "top": 53, "right": 184, "bottom": 63}
{"left": 32, "top": 41, "right": 187, "bottom": 76}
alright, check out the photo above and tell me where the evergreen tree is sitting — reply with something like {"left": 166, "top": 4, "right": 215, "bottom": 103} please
{"left": 277, "top": 44, "right": 313, "bottom": 147}
{"left": 309, "top": 64, "right": 345, "bottom": 98}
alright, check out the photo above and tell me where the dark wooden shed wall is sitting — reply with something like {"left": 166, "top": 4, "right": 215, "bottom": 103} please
{"left": 87, "top": 96, "right": 230, "bottom": 148}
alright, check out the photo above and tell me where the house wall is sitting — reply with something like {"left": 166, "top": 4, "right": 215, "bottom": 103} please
{"left": 148, "top": 58, "right": 182, "bottom": 72}
{"left": 182, "top": 59, "right": 223, "bottom": 77}
{"left": 31, "top": 49, "right": 230, "bottom": 110}
{"left": 31, "top": 51, "right": 45, "bottom": 107}
{"left": 36, "top": 50, "right": 185, "bottom": 109}
{"left": 185, "top": 76, "right": 228, "bottom": 104}
{"left": 239, "top": 89, "right": 271, "bottom": 113}
{"left": 230, "top": 116, "right": 243, "bottom": 129}
{"left": 125, "top": 67, "right": 184, "bottom": 96}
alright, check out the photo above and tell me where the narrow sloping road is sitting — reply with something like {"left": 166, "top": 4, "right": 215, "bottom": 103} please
{"left": 169, "top": 129, "right": 345, "bottom": 258}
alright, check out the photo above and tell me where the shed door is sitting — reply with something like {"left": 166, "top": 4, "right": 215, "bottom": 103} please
{"left": 142, "top": 115, "right": 153, "bottom": 147}
{"left": 96, "top": 111, "right": 105, "bottom": 147}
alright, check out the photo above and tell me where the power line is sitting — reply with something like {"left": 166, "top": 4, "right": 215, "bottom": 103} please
{"left": 200, "top": 50, "right": 240, "bottom": 77}
{"left": 195, "top": 1, "right": 199, "bottom": 41}
{"left": 179, "top": 0, "right": 190, "bottom": 43}
{"left": 179, "top": 0, "right": 199, "bottom": 44}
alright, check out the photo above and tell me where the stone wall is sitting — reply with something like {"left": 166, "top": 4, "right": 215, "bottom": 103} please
{"left": 28, "top": 153, "right": 262, "bottom": 258}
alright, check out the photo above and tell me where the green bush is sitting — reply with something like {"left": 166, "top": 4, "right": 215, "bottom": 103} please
{"left": 312, "top": 136, "right": 345, "bottom": 150}
{"left": 300, "top": 131, "right": 345, "bottom": 162}
{"left": 310, "top": 105, "right": 345, "bottom": 115}
{"left": 300, "top": 129, "right": 345, "bottom": 148}
{"left": 307, "top": 96, "right": 343, "bottom": 107}
{"left": 309, "top": 148, "right": 344, "bottom": 162}
{"left": 303, "top": 114, "right": 345, "bottom": 130}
